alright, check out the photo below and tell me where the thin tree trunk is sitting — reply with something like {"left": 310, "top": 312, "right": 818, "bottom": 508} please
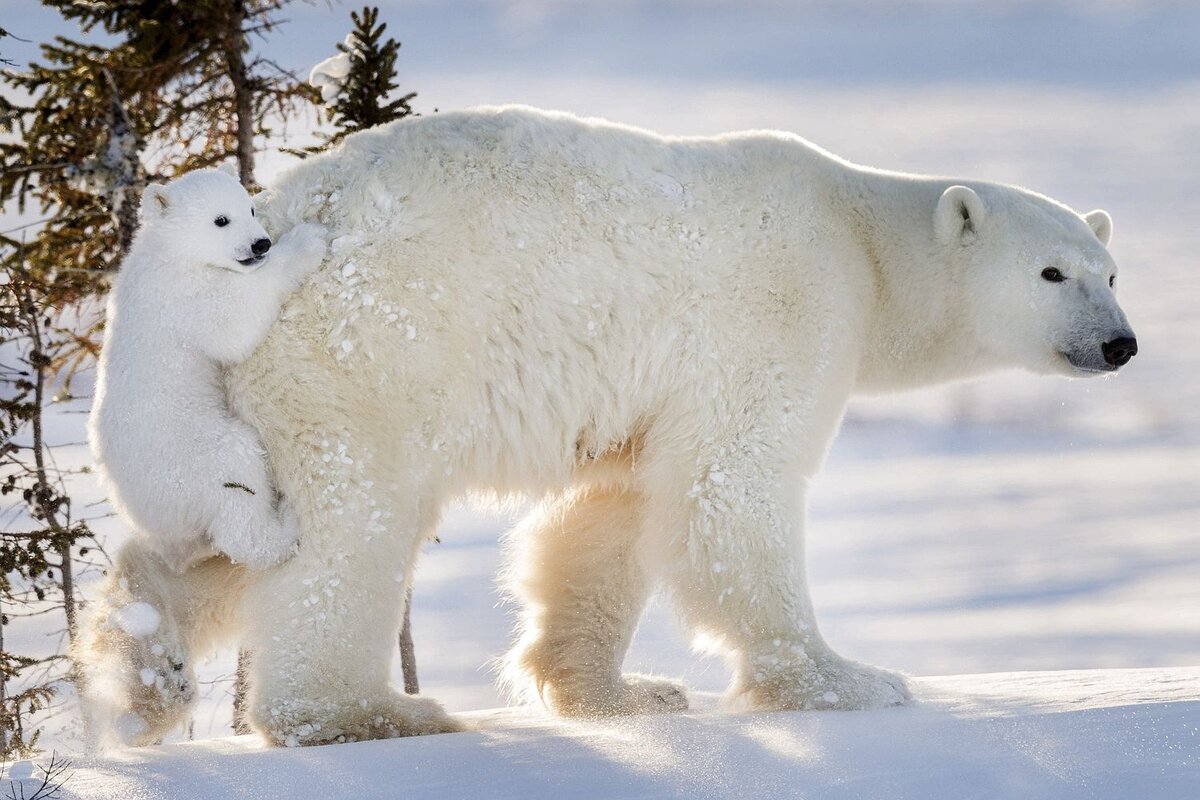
{"left": 99, "top": 68, "right": 145, "bottom": 256}
{"left": 59, "top": 553, "right": 75, "bottom": 644}
{"left": 0, "top": 596, "right": 7, "bottom": 750}
{"left": 20, "top": 277, "right": 78, "bottom": 647}
{"left": 222, "top": 0, "right": 256, "bottom": 188}
{"left": 232, "top": 654, "right": 251, "bottom": 735}
{"left": 224, "top": 2, "right": 258, "bottom": 727}
{"left": 399, "top": 588, "right": 418, "bottom": 694}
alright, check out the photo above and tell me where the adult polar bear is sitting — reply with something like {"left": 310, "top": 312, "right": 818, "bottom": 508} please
{"left": 84, "top": 105, "right": 1136, "bottom": 746}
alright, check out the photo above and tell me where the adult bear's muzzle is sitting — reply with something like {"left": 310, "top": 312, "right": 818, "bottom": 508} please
{"left": 1102, "top": 335, "right": 1138, "bottom": 368}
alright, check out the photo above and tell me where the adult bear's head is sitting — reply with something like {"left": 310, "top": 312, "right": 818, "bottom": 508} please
{"left": 934, "top": 183, "right": 1137, "bottom": 377}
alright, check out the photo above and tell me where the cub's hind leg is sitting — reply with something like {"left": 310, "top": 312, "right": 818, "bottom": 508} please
{"left": 77, "top": 542, "right": 251, "bottom": 746}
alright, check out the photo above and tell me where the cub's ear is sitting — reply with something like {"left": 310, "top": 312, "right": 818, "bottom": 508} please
{"left": 217, "top": 161, "right": 239, "bottom": 179}
{"left": 1084, "top": 209, "right": 1113, "bottom": 246}
{"left": 935, "top": 185, "right": 987, "bottom": 245}
{"left": 140, "top": 183, "right": 170, "bottom": 221}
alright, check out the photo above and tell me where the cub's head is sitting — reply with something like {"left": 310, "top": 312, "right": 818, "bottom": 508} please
{"left": 935, "top": 184, "right": 1136, "bottom": 377}
{"left": 140, "top": 168, "right": 272, "bottom": 273}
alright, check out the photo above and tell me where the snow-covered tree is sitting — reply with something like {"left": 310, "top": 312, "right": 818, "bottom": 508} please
{"left": 0, "top": 25, "right": 158, "bottom": 755}
{"left": 0, "top": 249, "right": 97, "bottom": 758}
{"left": 298, "top": 6, "right": 418, "bottom": 155}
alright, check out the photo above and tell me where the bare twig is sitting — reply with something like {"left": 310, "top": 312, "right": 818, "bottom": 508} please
{"left": 4, "top": 752, "right": 73, "bottom": 800}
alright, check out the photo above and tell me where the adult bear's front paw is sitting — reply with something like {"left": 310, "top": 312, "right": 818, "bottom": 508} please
{"left": 256, "top": 691, "right": 463, "bottom": 747}
{"left": 737, "top": 649, "right": 910, "bottom": 712}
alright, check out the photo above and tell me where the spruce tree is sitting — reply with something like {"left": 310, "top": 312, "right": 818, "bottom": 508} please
{"left": 297, "top": 6, "right": 418, "bottom": 156}
{"left": 40, "top": 0, "right": 313, "bottom": 188}
{"left": 328, "top": 6, "right": 416, "bottom": 143}
{"left": 0, "top": 246, "right": 96, "bottom": 758}
{"left": 1, "top": 25, "right": 159, "bottom": 755}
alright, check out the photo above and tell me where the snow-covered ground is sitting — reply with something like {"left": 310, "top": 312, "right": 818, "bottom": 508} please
{"left": 2, "top": 1, "right": 1198, "bottom": 796}
{"left": 49, "top": 668, "right": 1200, "bottom": 800}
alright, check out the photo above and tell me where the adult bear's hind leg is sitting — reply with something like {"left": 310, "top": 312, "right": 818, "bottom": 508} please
{"left": 242, "top": 445, "right": 461, "bottom": 746}
{"left": 503, "top": 476, "right": 687, "bottom": 717}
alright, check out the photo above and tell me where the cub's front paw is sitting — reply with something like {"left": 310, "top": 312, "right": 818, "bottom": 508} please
{"left": 279, "top": 222, "right": 328, "bottom": 270}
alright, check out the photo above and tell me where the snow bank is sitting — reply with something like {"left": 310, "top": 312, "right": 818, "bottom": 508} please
{"left": 60, "top": 667, "right": 1199, "bottom": 799}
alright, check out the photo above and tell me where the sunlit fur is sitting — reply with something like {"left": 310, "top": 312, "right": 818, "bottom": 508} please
{"left": 90, "top": 170, "right": 329, "bottom": 573}
{"left": 83, "top": 107, "right": 1134, "bottom": 747}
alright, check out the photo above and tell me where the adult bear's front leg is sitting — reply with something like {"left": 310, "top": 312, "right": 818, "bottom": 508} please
{"left": 643, "top": 415, "right": 910, "bottom": 714}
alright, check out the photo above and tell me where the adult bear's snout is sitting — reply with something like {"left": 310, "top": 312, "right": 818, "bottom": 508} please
{"left": 1102, "top": 336, "right": 1138, "bottom": 367}
{"left": 251, "top": 237, "right": 272, "bottom": 256}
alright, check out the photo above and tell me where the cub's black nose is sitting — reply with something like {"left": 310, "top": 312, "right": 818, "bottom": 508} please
{"left": 1102, "top": 336, "right": 1138, "bottom": 367}
{"left": 251, "top": 238, "right": 272, "bottom": 256}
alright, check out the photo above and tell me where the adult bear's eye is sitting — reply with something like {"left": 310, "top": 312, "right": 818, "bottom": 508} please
{"left": 1041, "top": 267, "right": 1065, "bottom": 283}
{"left": 1109, "top": 275, "right": 1115, "bottom": 288}
{"left": 214, "top": 215, "right": 230, "bottom": 227}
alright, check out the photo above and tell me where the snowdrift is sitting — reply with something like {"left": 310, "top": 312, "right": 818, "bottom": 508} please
{"left": 54, "top": 667, "right": 1199, "bottom": 799}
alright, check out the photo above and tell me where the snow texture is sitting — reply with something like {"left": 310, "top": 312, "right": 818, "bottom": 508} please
{"left": 108, "top": 603, "right": 160, "bottom": 639}
{"left": 5, "top": 762, "right": 33, "bottom": 781}
{"left": 59, "top": 669, "right": 1200, "bottom": 800}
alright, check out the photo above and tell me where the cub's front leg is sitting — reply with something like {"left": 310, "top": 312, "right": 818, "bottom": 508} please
{"left": 264, "top": 222, "right": 328, "bottom": 295}
{"left": 200, "top": 223, "right": 328, "bottom": 366}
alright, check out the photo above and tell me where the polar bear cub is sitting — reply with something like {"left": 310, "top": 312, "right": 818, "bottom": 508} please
{"left": 89, "top": 169, "right": 327, "bottom": 571}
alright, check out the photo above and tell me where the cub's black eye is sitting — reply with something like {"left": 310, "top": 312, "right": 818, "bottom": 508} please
{"left": 251, "top": 208, "right": 255, "bottom": 217}
{"left": 214, "top": 215, "right": 230, "bottom": 227}
{"left": 1041, "top": 267, "right": 1065, "bottom": 283}
{"left": 1109, "top": 275, "right": 1115, "bottom": 288}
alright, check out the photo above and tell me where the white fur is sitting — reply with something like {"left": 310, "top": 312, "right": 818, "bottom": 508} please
{"left": 88, "top": 169, "right": 328, "bottom": 572}
{"left": 82, "top": 107, "right": 1135, "bottom": 746}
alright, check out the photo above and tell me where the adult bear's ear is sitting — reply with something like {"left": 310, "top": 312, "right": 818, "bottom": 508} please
{"left": 935, "top": 185, "right": 986, "bottom": 246}
{"left": 140, "top": 183, "right": 170, "bottom": 221}
{"left": 1084, "top": 209, "right": 1113, "bottom": 246}
{"left": 217, "top": 161, "right": 239, "bottom": 179}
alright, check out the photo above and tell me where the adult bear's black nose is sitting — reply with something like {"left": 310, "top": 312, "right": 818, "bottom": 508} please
{"left": 251, "top": 238, "right": 272, "bottom": 256}
{"left": 1102, "top": 336, "right": 1138, "bottom": 367}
